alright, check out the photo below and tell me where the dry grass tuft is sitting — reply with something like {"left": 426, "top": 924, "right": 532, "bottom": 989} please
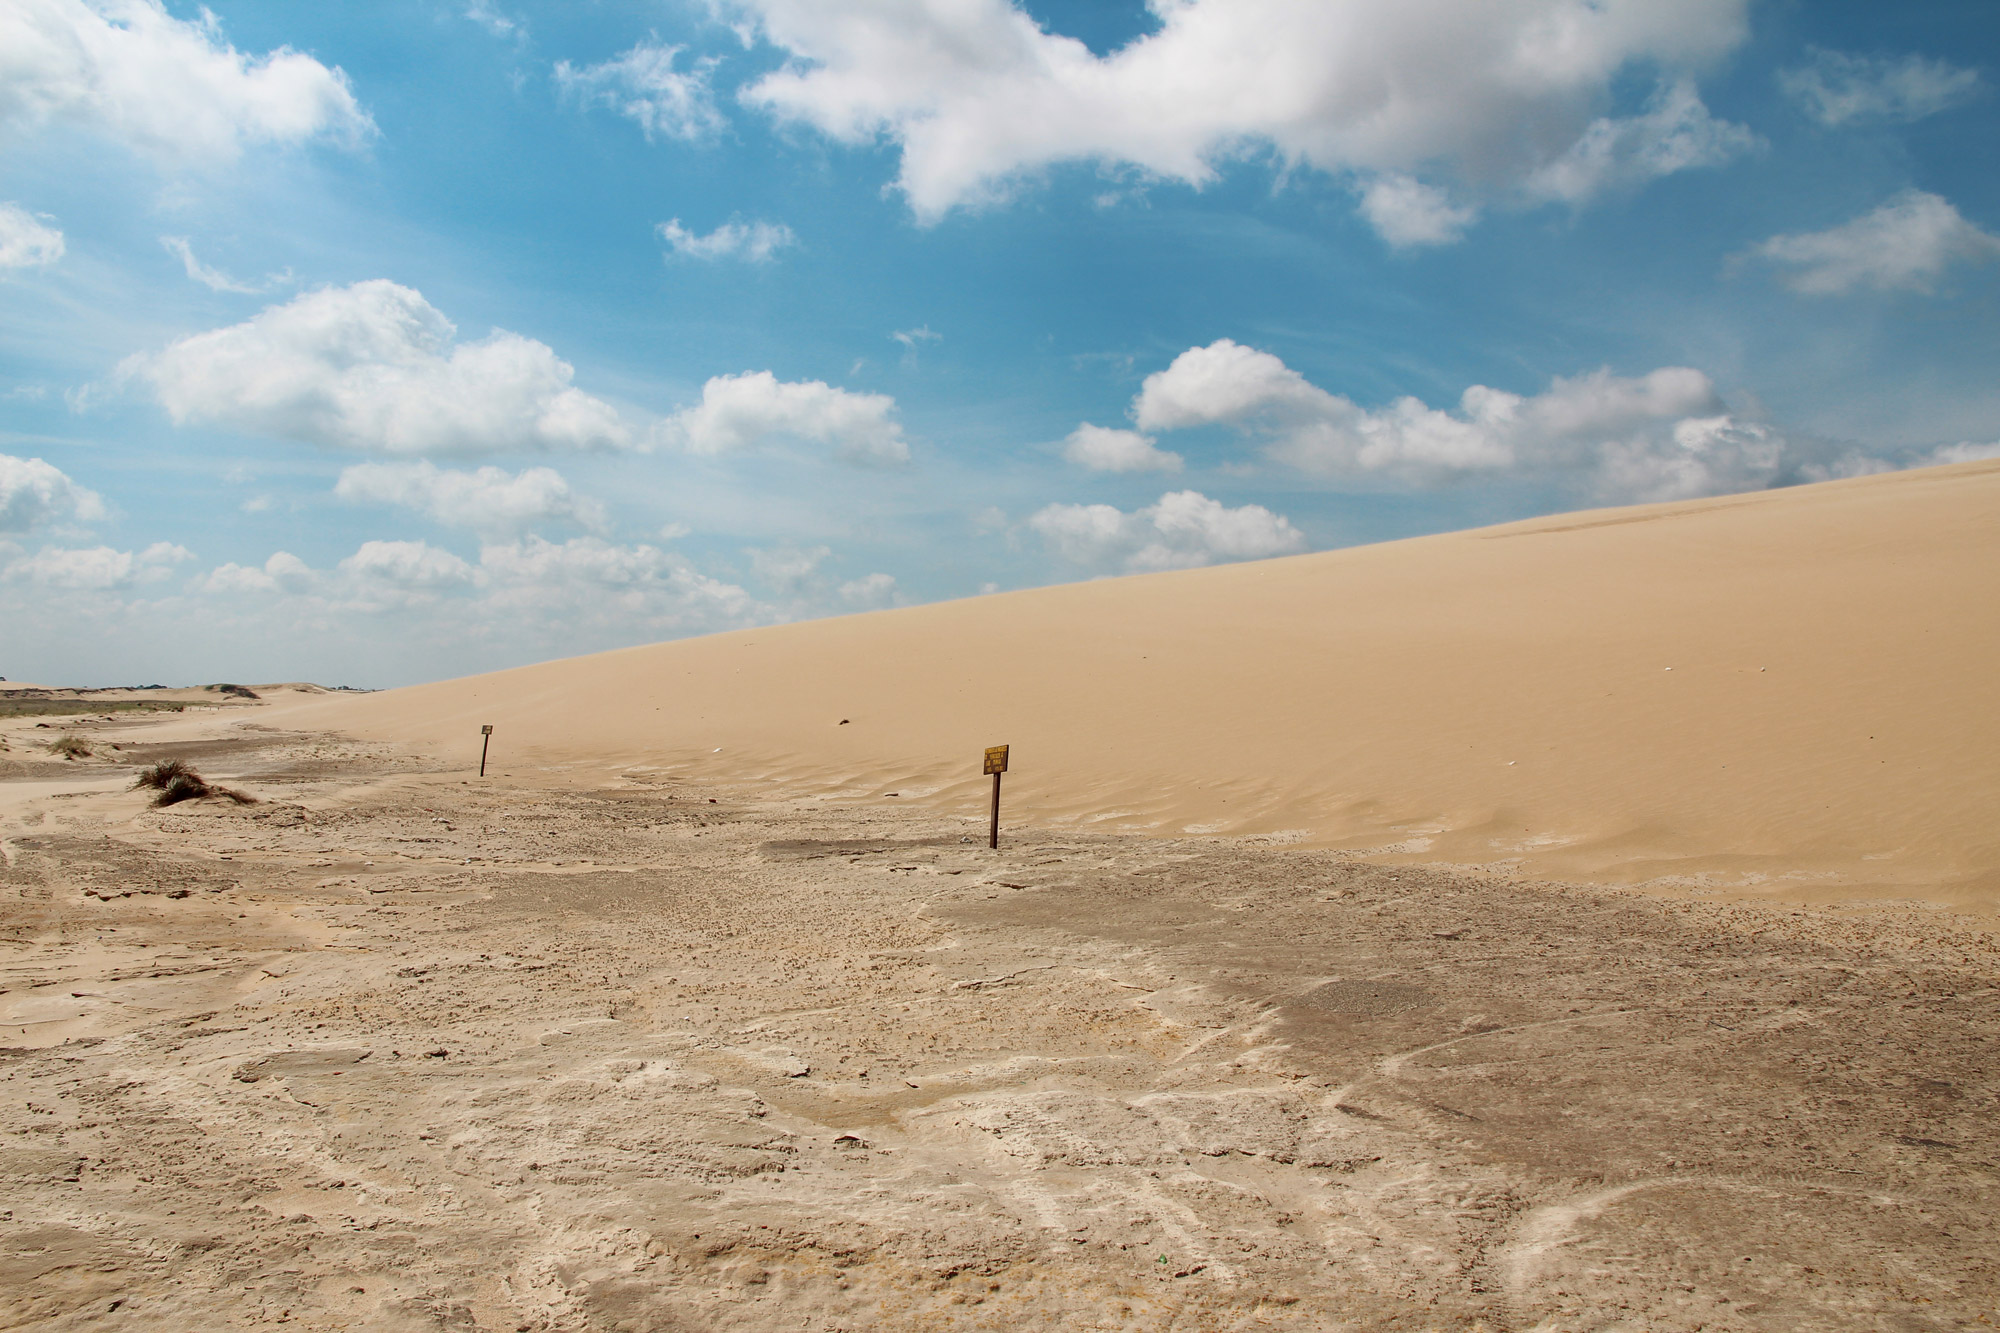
{"left": 48, "top": 734, "right": 91, "bottom": 760}
{"left": 132, "top": 758, "right": 256, "bottom": 807}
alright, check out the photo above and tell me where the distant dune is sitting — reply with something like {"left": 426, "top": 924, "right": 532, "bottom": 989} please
{"left": 286, "top": 458, "right": 2000, "bottom": 911}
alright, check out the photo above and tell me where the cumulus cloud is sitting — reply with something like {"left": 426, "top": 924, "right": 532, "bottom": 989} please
{"left": 1135, "top": 342, "right": 1726, "bottom": 474}
{"left": 659, "top": 370, "right": 908, "bottom": 464}
{"left": 556, "top": 40, "right": 723, "bottom": 142}
{"left": 2, "top": 540, "right": 189, "bottom": 589}
{"left": 338, "top": 538, "right": 474, "bottom": 593}
{"left": 1125, "top": 337, "right": 1989, "bottom": 501}
{"left": 192, "top": 535, "right": 757, "bottom": 634}
{"left": 0, "top": 453, "right": 103, "bottom": 533}
{"left": 200, "top": 549, "right": 313, "bottom": 594}
{"left": 1030, "top": 489, "right": 1305, "bottom": 572}
{"left": 334, "top": 461, "right": 606, "bottom": 536}
{"left": 476, "top": 536, "right": 755, "bottom": 626}
{"left": 1061, "top": 423, "right": 1181, "bottom": 473}
{"left": 658, "top": 217, "right": 796, "bottom": 262}
{"left": 1356, "top": 175, "right": 1476, "bottom": 248}
{"left": 1132, "top": 339, "right": 1336, "bottom": 434}
{"left": 0, "top": 203, "right": 64, "bottom": 268}
{"left": 0, "top": 0, "right": 372, "bottom": 161}
{"left": 1744, "top": 191, "right": 2000, "bottom": 295}
{"left": 1780, "top": 48, "right": 1983, "bottom": 127}
{"left": 732, "top": 0, "right": 1751, "bottom": 237}
{"left": 125, "top": 280, "right": 632, "bottom": 454}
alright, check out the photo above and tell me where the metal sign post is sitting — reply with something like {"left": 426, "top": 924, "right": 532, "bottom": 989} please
{"left": 983, "top": 744, "right": 1009, "bottom": 849}
{"left": 479, "top": 724, "right": 494, "bottom": 777}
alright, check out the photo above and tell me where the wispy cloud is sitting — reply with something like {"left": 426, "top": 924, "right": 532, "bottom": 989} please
{"left": 1744, "top": 191, "right": 2000, "bottom": 295}
{"left": 1780, "top": 48, "right": 1983, "bottom": 126}
{"left": 159, "top": 236, "right": 287, "bottom": 293}
{"left": 657, "top": 217, "right": 796, "bottom": 262}
{"left": 556, "top": 40, "right": 723, "bottom": 142}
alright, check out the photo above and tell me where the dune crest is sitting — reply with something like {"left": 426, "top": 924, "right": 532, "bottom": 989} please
{"left": 291, "top": 458, "right": 2000, "bottom": 910}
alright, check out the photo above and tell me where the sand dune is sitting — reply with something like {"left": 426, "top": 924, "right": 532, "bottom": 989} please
{"left": 288, "top": 458, "right": 2000, "bottom": 910}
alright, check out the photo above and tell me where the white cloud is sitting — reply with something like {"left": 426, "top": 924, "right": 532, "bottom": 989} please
{"left": 476, "top": 535, "right": 755, "bottom": 625}
{"left": 1923, "top": 440, "right": 2000, "bottom": 467}
{"left": 159, "top": 235, "right": 262, "bottom": 292}
{"left": 1525, "top": 79, "right": 1759, "bottom": 205}
{"left": 126, "top": 280, "right": 632, "bottom": 454}
{"left": 659, "top": 370, "right": 908, "bottom": 464}
{"left": 1780, "top": 48, "right": 1983, "bottom": 127}
{"left": 838, "top": 571, "right": 896, "bottom": 606}
{"left": 657, "top": 217, "right": 796, "bottom": 262}
{"left": 556, "top": 40, "right": 722, "bottom": 142}
{"left": 1132, "top": 339, "right": 1335, "bottom": 433}
{"left": 1132, "top": 338, "right": 1991, "bottom": 501}
{"left": 339, "top": 538, "right": 474, "bottom": 591}
{"left": 733, "top": 0, "right": 1751, "bottom": 237}
{"left": 890, "top": 325, "right": 941, "bottom": 349}
{"left": 1030, "top": 489, "right": 1305, "bottom": 572}
{"left": 464, "top": 2, "right": 520, "bottom": 40}
{"left": 1061, "top": 423, "right": 1180, "bottom": 473}
{"left": 2, "top": 539, "right": 189, "bottom": 589}
{"left": 201, "top": 550, "right": 312, "bottom": 594}
{"left": 334, "top": 461, "right": 606, "bottom": 536}
{"left": 0, "top": 203, "right": 64, "bottom": 268}
{"left": 0, "top": 452, "right": 103, "bottom": 533}
{"left": 1356, "top": 175, "right": 1476, "bottom": 248}
{"left": 0, "top": 0, "right": 372, "bottom": 162}
{"left": 195, "top": 536, "right": 756, "bottom": 632}
{"left": 1127, "top": 338, "right": 1819, "bottom": 500}
{"left": 1745, "top": 191, "right": 2000, "bottom": 296}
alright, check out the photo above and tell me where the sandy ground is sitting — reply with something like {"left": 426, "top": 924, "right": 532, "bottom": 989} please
{"left": 277, "top": 458, "right": 2000, "bottom": 912}
{"left": 3, "top": 705, "right": 1996, "bottom": 1332}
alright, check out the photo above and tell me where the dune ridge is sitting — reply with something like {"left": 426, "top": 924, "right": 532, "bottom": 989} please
{"left": 288, "top": 458, "right": 2000, "bottom": 910}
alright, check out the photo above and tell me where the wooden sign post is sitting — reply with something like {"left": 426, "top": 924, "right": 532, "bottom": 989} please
{"left": 983, "top": 744, "right": 1009, "bottom": 849}
{"left": 479, "top": 724, "right": 494, "bottom": 778}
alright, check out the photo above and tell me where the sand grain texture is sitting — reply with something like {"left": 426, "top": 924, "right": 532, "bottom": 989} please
{"left": 1, "top": 712, "right": 1997, "bottom": 1330}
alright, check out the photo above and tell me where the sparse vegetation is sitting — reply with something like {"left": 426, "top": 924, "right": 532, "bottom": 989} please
{"left": 48, "top": 734, "right": 91, "bottom": 760}
{"left": 131, "top": 758, "right": 256, "bottom": 807}
{"left": 210, "top": 683, "right": 260, "bottom": 700}
{"left": 0, "top": 698, "right": 185, "bottom": 719}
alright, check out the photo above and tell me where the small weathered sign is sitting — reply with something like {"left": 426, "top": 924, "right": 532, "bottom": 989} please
{"left": 479, "top": 724, "right": 495, "bottom": 777}
{"left": 983, "top": 745, "right": 1009, "bottom": 849}
{"left": 481, "top": 724, "right": 494, "bottom": 735}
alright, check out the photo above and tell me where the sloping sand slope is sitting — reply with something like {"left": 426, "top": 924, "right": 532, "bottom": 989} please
{"left": 291, "top": 458, "right": 2000, "bottom": 908}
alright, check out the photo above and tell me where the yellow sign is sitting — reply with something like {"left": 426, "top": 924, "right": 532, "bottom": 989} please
{"left": 983, "top": 744, "right": 1009, "bottom": 775}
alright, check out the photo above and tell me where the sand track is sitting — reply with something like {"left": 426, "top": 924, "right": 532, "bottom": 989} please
{"left": 1, "top": 713, "right": 1996, "bottom": 1330}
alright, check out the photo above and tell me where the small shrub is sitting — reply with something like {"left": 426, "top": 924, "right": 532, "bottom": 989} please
{"left": 132, "top": 758, "right": 255, "bottom": 807}
{"left": 210, "top": 683, "right": 260, "bottom": 699}
{"left": 48, "top": 734, "right": 91, "bottom": 760}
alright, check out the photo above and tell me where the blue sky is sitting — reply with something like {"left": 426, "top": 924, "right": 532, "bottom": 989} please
{"left": 3, "top": 0, "right": 1997, "bottom": 686}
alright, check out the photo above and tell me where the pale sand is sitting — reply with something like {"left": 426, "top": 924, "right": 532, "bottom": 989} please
{"left": 282, "top": 457, "right": 2000, "bottom": 911}
{"left": 1, "top": 708, "right": 1994, "bottom": 1330}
